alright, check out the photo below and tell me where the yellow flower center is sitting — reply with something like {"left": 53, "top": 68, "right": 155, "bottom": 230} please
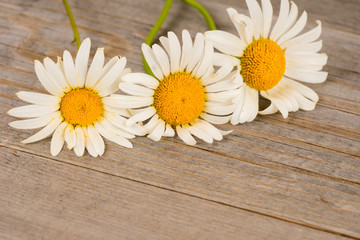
{"left": 60, "top": 88, "right": 103, "bottom": 126}
{"left": 153, "top": 72, "right": 206, "bottom": 126}
{"left": 240, "top": 38, "right": 286, "bottom": 91}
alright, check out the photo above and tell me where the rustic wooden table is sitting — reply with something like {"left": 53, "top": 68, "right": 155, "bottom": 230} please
{"left": 1, "top": 0, "right": 359, "bottom": 239}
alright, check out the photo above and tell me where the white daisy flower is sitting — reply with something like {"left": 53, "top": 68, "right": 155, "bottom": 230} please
{"left": 205, "top": 0, "right": 328, "bottom": 124}
{"left": 108, "top": 30, "right": 238, "bottom": 145}
{"left": 8, "top": 38, "right": 146, "bottom": 157}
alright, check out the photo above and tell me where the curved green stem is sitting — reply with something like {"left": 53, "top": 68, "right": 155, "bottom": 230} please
{"left": 182, "top": 0, "right": 216, "bottom": 30}
{"left": 62, "top": 0, "right": 81, "bottom": 49}
{"left": 143, "top": 0, "right": 173, "bottom": 75}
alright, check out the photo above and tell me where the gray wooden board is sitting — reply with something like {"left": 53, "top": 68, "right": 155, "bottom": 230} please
{"left": 0, "top": 0, "right": 359, "bottom": 239}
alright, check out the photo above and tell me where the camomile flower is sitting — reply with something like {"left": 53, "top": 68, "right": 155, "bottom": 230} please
{"left": 107, "top": 30, "right": 239, "bottom": 145}
{"left": 8, "top": 38, "right": 145, "bottom": 157}
{"left": 205, "top": 0, "right": 328, "bottom": 124}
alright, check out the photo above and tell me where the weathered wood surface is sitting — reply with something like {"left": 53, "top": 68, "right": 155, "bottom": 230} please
{"left": 0, "top": 0, "right": 359, "bottom": 239}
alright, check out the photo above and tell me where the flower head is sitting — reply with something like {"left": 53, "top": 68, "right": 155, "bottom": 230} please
{"left": 8, "top": 38, "right": 145, "bottom": 157}
{"left": 110, "top": 30, "right": 238, "bottom": 145}
{"left": 205, "top": 0, "right": 328, "bottom": 124}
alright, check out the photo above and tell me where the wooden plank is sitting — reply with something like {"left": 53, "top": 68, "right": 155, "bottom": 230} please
{"left": 0, "top": 147, "right": 352, "bottom": 240}
{"left": 0, "top": 0, "right": 359, "bottom": 239}
{"left": 2, "top": 123, "right": 360, "bottom": 238}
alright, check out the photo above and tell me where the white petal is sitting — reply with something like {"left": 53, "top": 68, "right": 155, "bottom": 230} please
{"left": 277, "top": 11, "right": 307, "bottom": 45}
{"left": 152, "top": 44, "right": 170, "bottom": 77}
{"left": 163, "top": 124, "right": 175, "bottom": 137}
{"left": 276, "top": 1, "right": 299, "bottom": 40}
{"left": 272, "top": 1, "right": 299, "bottom": 42}
{"left": 104, "top": 95, "right": 153, "bottom": 109}
{"left": 8, "top": 104, "right": 59, "bottom": 118}
{"left": 95, "top": 57, "right": 126, "bottom": 96}
{"left": 94, "top": 122, "right": 133, "bottom": 148}
{"left": 9, "top": 111, "right": 61, "bottom": 129}
{"left": 179, "top": 30, "right": 193, "bottom": 71}
{"left": 56, "top": 57, "right": 66, "bottom": 84}
{"left": 285, "top": 52, "right": 328, "bottom": 66}
{"left": 75, "top": 49, "right": 92, "bottom": 86}
{"left": 261, "top": 0, "right": 273, "bottom": 38}
{"left": 159, "top": 36, "right": 170, "bottom": 55}
{"left": 286, "top": 61, "right": 324, "bottom": 72}
{"left": 285, "top": 40, "right": 322, "bottom": 54}
{"left": 64, "top": 124, "right": 76, "bottom": 150}
{"left": 283, "top": 77, "right": 319, "bottom": 102}
{"left": 126, "top": 107, "right": 156, "bottom": 126}
{"left": 206, "top": 89, "right": 239, "bottom": 103}
{"left": 122, "top": 73, "right": 159, "bottom": 89}
{"left": 99, "top": 56, "right": 119, "bottom": 80}
{"left": 268, "top": 81, "right": 317, "bottom": 112}
{"left": 142, "top": 43, "right": 164, "bottom": 80}
{"left": 294, "top": 94, "right": 317, "bottom": 111}
{"left": 101, "top": 67, "right": 132, "bottom": 97}
{"left": 99, "top": 81, "right": 121, "bottom": 98}
{"left": 99, "top": 119, "right": 135, "bottom": 139}
{"left": 212, "top": 52, "right": 239, "bottom": 67}
{"left": 246, "top": 0, "right": 263, "bottom": 39}
{"left": 260, "top": 82, "right": 300, "bottom": 118}
{"left": 103, "top": 105, "right": 131, "bottom": 118}
{"left": 187, "top": 125, "right": 213, "bottom": 143}
{"left": 239, "top": 85, "right": 258, "bottom": 123}
{"left": 16, "top": 91, "right": 59, "bottom": 106}
{"left": 119, "top": 82, "right": 154, "bottom": 96}
{"left": 195, "top": 120, "right": 224, "bottom": 141}
{"left": 285, "top": 69, "right": 328, "bottom": 83}
{"left": 176, "top": 125, "right": 196, "bottom": 145}
{"left": 202, "top": 64, "right": 235, "bottom": 86}
{"left": 74, "top": 126, "right": 85, "bottom": 156}
{"left": 205, "top": 30, "right": 245, "bottom": 56}
{"left": 50, "top": 121, "right": 67, "bottom": 156}
{"left": 281, "top": 21, "right": 322, "bottom": 49}
{"left": 261, "top": 90, "right": 290, "bottom": 118}
{"left": 147, "top": 120, "right": 165, "bottom": 141}
{"left": 34, "top": 60, "right": 63, "bottom": 95}
{"left": 201, "top": 113, "right": 231, "bottom": 124}
{"left": 270, "top": 0, "right": 290, "bottom": 40}
{"left": 63, "top": 50, "right": 77, "bottom": 88}
{"left": 75, "top": 38, "right": 91, "bottom": 87}
{"left": 168, "top": 31, "right": 181, "bottom": 73}
{"left": 259, "top": 103, "right": 278, "bottom": 115}
{"left": 43, "top": 57, "right": 70, "bottom": 92}
{"left": 205, "top": 102, "right": 235, "bottom": 115}
{"left": 87, "top": 124, "right": 105, "bottom": 156}
{"left": 21, "top": 117, "right": 62, "bottom": 144}
{"left": 104, "top": 112, "right": 147, "bottom": 136}
{"left": 230, "top": 86, "right": 246, "bottom": 125}
{"left": 84, "top": 127, "right": 98, "bottom": 157}
{"left": 202, "top": 65, "right": 214, "bottom": 80}
{"left": 206, "top": 78, "right": 240, "bottom": 92}
{"left": 85, "top": 48, "right": 105, "bottom": 88}
{"left": 233, "top": 14, "right": 254, "bottom": 45}
{"left": 269, "top": 84, "right": 299, "bottom": 113}
{"left": 144, "top": 114, "right": 160, "bottom": 133}
{"left": 186, "top": 33, "right": 205, "bottom": 73}
{"left": 193, "top": 40, "right": 214, "bottom": 78}
{"left": 226, "top": 8, "right": 243, "bottom": 39}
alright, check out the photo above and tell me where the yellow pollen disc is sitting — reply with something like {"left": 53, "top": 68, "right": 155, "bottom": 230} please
{"left": 240, "top": 38, "right": 286, "bottom": 91}
{"left": 153, "top": 72, "right": 206, "bottom": 126}
{"left": 60, "top": 88, "right": 103, "bottom": 126}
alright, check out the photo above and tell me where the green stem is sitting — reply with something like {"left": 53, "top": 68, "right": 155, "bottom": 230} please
{"left": 62, "top": 0, "right": 81, "bottom": 49}
{"left": 143, "top": 0, "right": 173, "bottom": 75}
{"left": 182, "top": 0, "right": 216, "bottom": 30}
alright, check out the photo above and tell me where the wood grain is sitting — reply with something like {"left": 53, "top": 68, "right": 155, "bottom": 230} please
{"left": 1, "top": 147, "right": 355, "bottom": 240}
{"left": 0, "top": 0, "right": 359, "bottom": 239}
